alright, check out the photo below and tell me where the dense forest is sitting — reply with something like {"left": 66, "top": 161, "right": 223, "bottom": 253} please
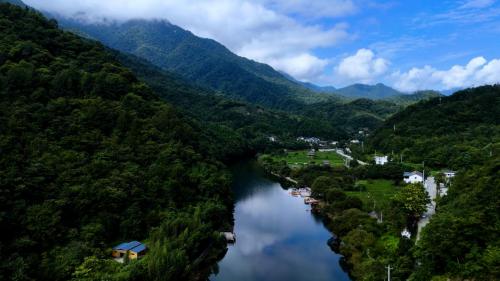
{"left": 367, "top": 85, "right": 500, "bottom": 169}
{"left": 114, "top": 51, "right": 349, "bottom": 151}
{"left": 0, "top": 4, "right": 232, "bottom": 280}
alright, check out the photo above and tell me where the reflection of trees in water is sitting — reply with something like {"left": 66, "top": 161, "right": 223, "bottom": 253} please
{"left": 230, "top": 161, "right": 276, "bottom": 202}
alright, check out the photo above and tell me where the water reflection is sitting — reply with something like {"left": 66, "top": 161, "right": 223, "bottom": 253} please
{"left": 210, "top": 163, "right": 350, "bottom": 281}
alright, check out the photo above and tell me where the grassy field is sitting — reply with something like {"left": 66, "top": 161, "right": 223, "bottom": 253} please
{"left": 347, "top": 179, "right": 399, "bottom": 212}
{"left": 270, "top": 150, "right": 344, "bottom": 168}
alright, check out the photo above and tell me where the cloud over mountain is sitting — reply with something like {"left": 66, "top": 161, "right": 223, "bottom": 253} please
{"left": 335, "top": 49, "right": 389, "bottom": 84}
{"left": 24, "top": 0, "right": 351, "bottom": 81}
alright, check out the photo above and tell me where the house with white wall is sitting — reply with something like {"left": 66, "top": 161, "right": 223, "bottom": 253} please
{"left": 403, "top": 171, "right": 424, "bottom": 184}
{"left": 374, "top": 155, "right": 388, "bottom": 165}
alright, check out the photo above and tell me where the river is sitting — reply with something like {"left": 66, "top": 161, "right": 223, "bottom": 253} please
{"left": 210, "top": 163, "right": 350, "bottom": 281}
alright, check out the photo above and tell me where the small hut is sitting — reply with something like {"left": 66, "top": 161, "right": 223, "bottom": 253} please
{"left": 112, "top": 241, "right": 147, "bottom": 261}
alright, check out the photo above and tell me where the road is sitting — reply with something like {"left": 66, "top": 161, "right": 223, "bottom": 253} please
{"left": 335, "top": 149, "right": 368, "bottom": 166}
{"left": 417, "top": 177, "right": 437, "bottom": 241}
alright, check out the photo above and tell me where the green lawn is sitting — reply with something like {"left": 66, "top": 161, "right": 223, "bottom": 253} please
{"left": 270, "top": 150, "right": 344, "bottom": 168}
{"left": 347, "top": 179, "right": 399, "bottom": 212}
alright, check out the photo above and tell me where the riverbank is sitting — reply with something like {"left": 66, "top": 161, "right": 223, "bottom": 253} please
{"left": 257, "top": 158, "right": 425, "bottom": 280}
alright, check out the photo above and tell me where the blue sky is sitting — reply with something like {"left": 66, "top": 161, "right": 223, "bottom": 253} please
{"left": 26, "top": 0, "right": 500, "bottom": 92}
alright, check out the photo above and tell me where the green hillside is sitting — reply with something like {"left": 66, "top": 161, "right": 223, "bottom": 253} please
{"left": 368, "top": 85, "right": 500, "bottom": 169}
{"left": 0, "top": 4, "right": 231, "bottom": 280}
{"left": 114, "top": 51, "right": 349, "bottom": 145}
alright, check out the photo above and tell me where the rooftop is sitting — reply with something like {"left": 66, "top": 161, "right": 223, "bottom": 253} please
{"left": 113, "top": 241, "right": 147, "bottom": 253}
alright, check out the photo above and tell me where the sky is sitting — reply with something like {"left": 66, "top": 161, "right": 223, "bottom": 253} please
{"left": 24, "top": 0, "right": 500, "bottom": 92}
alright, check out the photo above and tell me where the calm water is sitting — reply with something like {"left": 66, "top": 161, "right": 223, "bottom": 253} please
{"left": 210, "top": 163, "right": 350, "bottom": 281}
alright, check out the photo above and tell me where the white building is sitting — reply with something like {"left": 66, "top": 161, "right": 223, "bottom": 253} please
{"left": 442, "top": 170, "right": 456, "bottom": 179}
{"left": 350, "top": 139, "right": 360, "bottom": 144}
{"left": 374, "top": 155, "right": 388, "bottom": 165}
{"left": 401, "top": 228, "right": 411, "bottom": 239}
{"left": 403, "top": 171, "right": 424, "bottom": 184}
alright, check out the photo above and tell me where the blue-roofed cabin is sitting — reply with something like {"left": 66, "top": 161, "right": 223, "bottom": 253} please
{"left": 112, "top": 241, "right": 147, "bottom": 260}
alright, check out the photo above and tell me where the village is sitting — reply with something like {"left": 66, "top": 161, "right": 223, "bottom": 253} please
{"left": 261, "top": 134, "right": 457, "bottom": 242}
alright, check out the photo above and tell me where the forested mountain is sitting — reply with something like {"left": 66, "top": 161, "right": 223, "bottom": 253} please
{"left": 0, "top": 4, "right": 232, "bottom": 280}
{"left": 368, "top": 85, "right": 500, "bottom": 169}
{"left": 334, "top": 83, "right": 403, "bottom": 100}
{"left": 111, "top": 49, "right": 408, "bottom": 138}
{"left": 302, "top": 98, "right": 401, "bottom": 133}
{"left": 50, "top": 17, "right": 334, "bottom": 110}
{"left": 114, "top": 51, "right": 349, "bottom": 146}
{"left": 384, "top": 90, "right": 443, "bottom": 106}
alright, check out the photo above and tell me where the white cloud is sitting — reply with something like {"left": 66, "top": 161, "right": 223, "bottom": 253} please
{"left": 392, "top": 56, "right": 500, "bottom": 92}
{"left": 335, "top": 49, "right": 389, "bottom": 83}
{"left": 24, "top": 0, "right": 351, "bottom": 81}
{"left": 266, "top": 53, "right": 328, "bottom": 81}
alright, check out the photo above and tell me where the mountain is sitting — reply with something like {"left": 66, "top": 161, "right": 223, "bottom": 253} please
{"left": 0, "top": 4, "right": 232, "bottom": 280}
{"left": 51, "top": 17, "right": 334, "bottom": 110}
{"left": 303, "top": 98, "right": 401, "bottom": 133}
{"left": 0, "top": 0, "right": 26, "bottom": 6}
{"left": 384, "top": 90, "right": 443, "bottom": 106}
{"left": 334, "top": 83, "right": 403, "bottom": 100}
{"left": 368, "top": 85, "right": 500, "bottom": 169}
{"left": 114, "top": 51, "right": 350, "bottom": 146}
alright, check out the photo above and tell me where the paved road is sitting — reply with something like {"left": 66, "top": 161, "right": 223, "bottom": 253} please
{"left": 417, "top": 177, "right": 437, "bottom": 240}
{"left": 335, "top": 149, "right": 368, "bottom": 166}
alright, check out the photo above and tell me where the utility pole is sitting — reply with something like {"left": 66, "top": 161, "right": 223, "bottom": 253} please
{"left": 386, "top": 265, "right": 392, "bottom": 281}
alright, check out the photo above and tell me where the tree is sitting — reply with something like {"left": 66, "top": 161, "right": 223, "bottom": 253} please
{"left": 392, "top": 184, "right": 430, "bottom": 221}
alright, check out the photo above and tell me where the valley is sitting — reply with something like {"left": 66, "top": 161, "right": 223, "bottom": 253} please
{"left": 0, "top": 1, "right": 498, "bottom": 281}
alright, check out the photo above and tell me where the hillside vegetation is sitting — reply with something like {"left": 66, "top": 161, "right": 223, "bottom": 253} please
{"left": 0, "top": 4, "right": 231, "bottom": 280}
{"left": 368, "top": 85, "right": 500, "bottom": 169}
{"left": 413, "top": 157, "right": 500, "bottom": 280}
{"left": 56, "top": 18, "right": 334, "bottom": 109}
